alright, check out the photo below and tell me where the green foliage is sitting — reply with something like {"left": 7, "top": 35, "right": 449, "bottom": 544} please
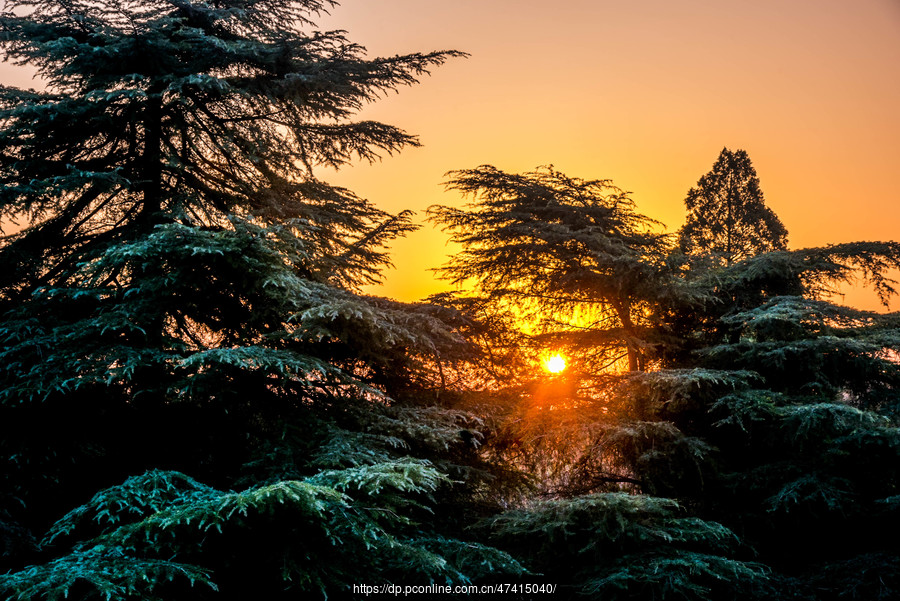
{"left": 709, "top": 390, "right": 782, "bottom": 434}
{"left": 701, "top": 296, "right": 900, "bottom": 406}
{"left": 2, "top": 0, "right": 900, "bottom": 595}
{"left": 437, "top": 162, "right": 900, "bottom": 599}
{"left": 0, "top": 0, "right": 463, "bottom": 296}
{"left": 583, "top": 553, "right": 768, "bottom": 601}
{"left": 764, "top": 473, "right": 855, "bottom": 515}
{"left": 2, "top": 466, "right": 525, "bottom": 599}
{"left": 806, "top": 554, "right": 900, "bottom": 601}
{"left": 602, "top": 421, "right": 717, "bottom": 497}
{"left": 485, "top": 493, "right": 768, "bottom": 599}
{"left": 0, "top": 0, "right": 529, "bottom": 598}
{"left": 0, "top": 550, "right": 215, "bottom": 601}
{"left": 44, "top": 470, "right": 218, "bottom": 543}
{"left": 619, "top": 368, "right": 761, "bottom": 418}
{"left": 710, "top": 244, "right": 900, "bottom": 308}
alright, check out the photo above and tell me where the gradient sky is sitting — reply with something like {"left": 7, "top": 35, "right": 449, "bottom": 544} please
{"left": 315, "top": 0, "right": 900, "bottom": 310}
{"left": 1, "top": 0, "right": 897, "bottom": 308}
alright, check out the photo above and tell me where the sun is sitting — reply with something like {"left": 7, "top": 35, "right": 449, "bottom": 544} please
{"left": 543, "top": 353, "right": 567, "bottom": 374}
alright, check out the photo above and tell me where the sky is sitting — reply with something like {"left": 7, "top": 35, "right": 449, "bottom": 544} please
{"left": 313, "top": 0, "right": 900, "bottom": 310}
{"left": 0, "top": 0, "right": 897, "bottom": 309}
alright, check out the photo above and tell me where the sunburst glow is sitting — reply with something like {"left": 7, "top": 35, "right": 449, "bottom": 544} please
{"left": 543, "top": 353, "right": 566, "bottom": 374}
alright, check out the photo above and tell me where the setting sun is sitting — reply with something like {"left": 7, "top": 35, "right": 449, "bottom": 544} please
{"left": 543, "top": 353, "right": 567, "bottom": 374}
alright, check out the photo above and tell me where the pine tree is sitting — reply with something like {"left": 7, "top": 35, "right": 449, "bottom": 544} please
{"left": 430, "top": 165, "right": 674, "bottom": 372}
{"left": 648, "top": 242, "right": 900, "bottom": 599}
{"left": 678, "top": 148, "right": 788, "bottom": 266}
{"left": 434, "top": 162, "right": 900, "bottom": 599}
{"left": 0, "top": 1, "right": 524, "bottom": 598}
{"left": 428, "top": 165, "right": 772, "bottom": 598}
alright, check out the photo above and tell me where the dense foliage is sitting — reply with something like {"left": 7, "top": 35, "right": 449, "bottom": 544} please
{"left": 430, "top": 162, "right": 900, "bottom": 599}
{"left": 0, "top": 0, "right": 523, "bottom": 598}
{"left": 1, "top": 1, "right": 899, "bottom": 600}
{"left": 678, "top": 148, "right": 788, "bottom": 266}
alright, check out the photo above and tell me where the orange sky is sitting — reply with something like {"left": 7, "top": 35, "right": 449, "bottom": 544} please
{"left": 315, "top": 0, "right": 900, "bottom": 310}
{"left": 1, "top": 0, "right": 898, "bottom": 309}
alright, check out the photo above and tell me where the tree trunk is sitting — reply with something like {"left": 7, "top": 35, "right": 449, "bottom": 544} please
{"left": 725, "top": 171, "right": 734, "bottom": 266}
{"left": 140, "top": 83, "right": 164, "bottom": 225}
{"left": 613, "top": 300, "right": 642, "bottom": 372}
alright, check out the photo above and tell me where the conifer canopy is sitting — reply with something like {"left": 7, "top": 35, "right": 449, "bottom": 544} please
{"left": 678, "top": 148, "right": 788, "bottom": 266}
{"left": 2, "top": 1, "right": 900, "bottom": 599}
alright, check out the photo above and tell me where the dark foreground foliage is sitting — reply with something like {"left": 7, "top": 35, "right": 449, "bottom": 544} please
{"left": 0, "top": 0, "right": 522, "bottom": 598}
{"left": 1, "top": 1, "right": 899, "bottom": 599}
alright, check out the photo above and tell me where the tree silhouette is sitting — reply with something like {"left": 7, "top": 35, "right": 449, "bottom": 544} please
{"left": 3, "top": 0, "right": 900, "bottom": 596}
{"left": 434, "top": 163, "right": 900, "bottom": 599}
{"left": 430, "top": 165, "right": 672, "bottom": 372}
{"left": 0, "top": 1, "right": 524, "bottom": 597}
{"left": 679, "top": 148, "right": 788, "bottom": 266}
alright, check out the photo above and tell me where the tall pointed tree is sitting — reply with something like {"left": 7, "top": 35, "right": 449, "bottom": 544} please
{"left": 678, "top": 148, "right": 788, "bottom": 266}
